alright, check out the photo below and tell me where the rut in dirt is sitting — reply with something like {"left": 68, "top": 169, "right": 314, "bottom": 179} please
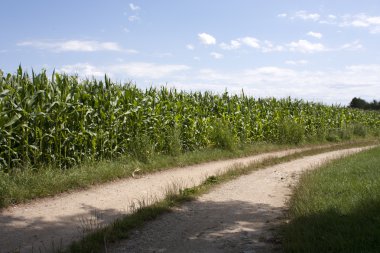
{"left": 108, "top": 146, "right": 373, "bottom": 253}
{"left": 0, "top": 147, "right": 311, "bottom": 253}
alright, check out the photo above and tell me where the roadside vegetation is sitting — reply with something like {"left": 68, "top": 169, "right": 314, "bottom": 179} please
{"left": 1, "top": 67, "right": 380, "bottom": 207}
{"left": 66, "top": 142, "right": 376, "bottom": 253}
{"left": 1, "top": 67, "right": 379, "bottom": 172}
{"left": 283, "top": 146, "right": 380, "bottom": 253}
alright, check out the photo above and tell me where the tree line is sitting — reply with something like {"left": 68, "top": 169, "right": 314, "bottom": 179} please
{"left": 349, "top": 97, "right": 380, "bottom": 111}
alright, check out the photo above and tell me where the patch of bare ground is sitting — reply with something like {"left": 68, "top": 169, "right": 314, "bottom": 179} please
{"left": 0, "top": 147, "right": 311, "bottom": 253}
{"left": 109, "top": 146, "right": 373, "bottom": 253}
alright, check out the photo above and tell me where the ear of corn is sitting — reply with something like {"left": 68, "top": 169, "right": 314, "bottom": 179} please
{"left": 0, "top": 67, "right": 379, "bottom": 171}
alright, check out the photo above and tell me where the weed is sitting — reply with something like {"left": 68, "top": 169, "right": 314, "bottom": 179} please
{"left": 277, "top": 118, "right": 305, "bottom": 145}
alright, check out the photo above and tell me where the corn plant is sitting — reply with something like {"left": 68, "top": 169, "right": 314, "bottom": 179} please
{"left": 0, "top": 67, "right": 379, "bottom": 172}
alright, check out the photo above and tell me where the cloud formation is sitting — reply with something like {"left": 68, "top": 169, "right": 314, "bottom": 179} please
{"left": 294, "top": 10, "right": 321, "bottom": 21}
{"left": 307, "top": 31, "right": 323, "bottom": 39}
{"left": 279, "top": 11, "right": 380, "bottom": 34}
{"left": 210, "top": 52, "right": 224, "bottom": 59}
{"left": 58, "top": 62, "right": 190, "bottom": 79}
{"left": 17, "top": 40, "right": 126, "bottom": 52}
{"left": 340, "top": 14, "right": 380, "bottom": 34}
{"left": 287, "top": 40, "right": 326, "bottom": 53}
{"left": 285, "top": 60, "right": 308, "bottom": 65}
{"left": 198, "top": 33, "right": 216, "bottom": 45}
{"left": 129, "top": 3, "right": 140, "bottom": 11}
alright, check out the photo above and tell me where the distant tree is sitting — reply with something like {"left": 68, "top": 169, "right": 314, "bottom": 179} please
{"left": 370, "top": 100, "right": 380, "bottom": 110}
{"left": 349, "top": 97, "right": 368, "bottom": 109}
{"left": 349, "top": 97, "right": 380, "bottom": 111}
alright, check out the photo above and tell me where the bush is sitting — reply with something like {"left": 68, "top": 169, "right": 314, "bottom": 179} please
{"left": 130, "top": 133, "right": 155, "bottom": 163}
{"left": 326, "top": 127, "right": 353, "bottom": 142}
{"left": 210, "top": 120, "right": 237, "bottom": 151}
{"left": 352, "top": 123, "right": 367, "bottom": 137}
{"left": 277, "top": 119, "right": 305, "bottom": 145}
{"left": 0, "top": 173, "right": 9, "bottom": 207}
{"left": 164, "top": 124, "right": 182, "bottom": 156}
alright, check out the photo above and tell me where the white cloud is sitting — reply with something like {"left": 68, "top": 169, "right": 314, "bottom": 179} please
{"left": 17, "top": 40, "right": 126, "bottom": 52}
{"left": 58, "top": 63, "right": 106, "bottom": 77}
{"left": 210, "top": 52, "right": 223, "bottom": 59}
{"left": 340, "top": 14, "right": 380, "bottom": 33}
{"left": 216, "top": 36, "right": 331, "bottom": 54}
{"left": 57, "top": 63, "right": 380, "bottom": 104}
{"left": 307, "top": 31, "right": 323, "bottom": 39}
{"left": 287, "top": 40, "right": 326, "bottom": 53}
{"left": 58, "top": 62, "right": 190, "bottom": 79}
{"left": 125, "top": 49, "right": 139, "bottom": 54}
{"left": 198, "top": 33, "right": 216, "bottom": 45}
{"left": 128, "top": 15, "right": 140, "bottom": 22}
{"left": 262, "top": 40, "right": 284, "bottom": 52}
{"left": 184, "top": 65, "right": 380, "bottom": 104}
{"left": 129, "top": 3, "right": 140, "bottom": 11}
{"left": 186, "top": 44, "right": 195, "bottom": 50}
{"left": 278, "top": 11, "right": 380, "bottom": 34}
{"left": 239, "top": 37, "right": 260, "bottom": 48}
{"left": 285, "top": 60, "right": 308, "bottom": 65}
{"left": 294, "top": 10, "right": 320, "bottom": 21}
{"left": 198, "top": 69, "right": 230, "bottom": 81}
{"left": 219, "top": 40, "right": 241, "bottom": 50}
{"left": 340, "top": 40, "right": 363, "bottom": 51}
{"left": 277, "top": 13, "right": 287, "bottom": 18}
{"left": 219, "top": 37, "right": 260, "bottom": 50}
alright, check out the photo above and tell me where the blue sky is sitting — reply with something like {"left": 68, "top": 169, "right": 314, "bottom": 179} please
{"left": 1, "top": 0, "right": 380, "bottom": 105}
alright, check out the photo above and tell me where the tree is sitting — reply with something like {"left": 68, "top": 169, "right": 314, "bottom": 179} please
{"left": 349, "top": 97, "right": 380, "bottom": 111}
{"left": 349, "top": 97, "right": 368, "bottom": 109}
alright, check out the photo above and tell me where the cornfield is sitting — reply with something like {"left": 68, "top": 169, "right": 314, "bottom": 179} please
{"left": 0, "top": 67, "right": 379, "bottom": 171}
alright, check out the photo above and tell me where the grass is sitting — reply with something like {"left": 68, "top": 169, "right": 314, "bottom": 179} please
{"left": 1, "top": 139, "right": 377, "bottom": 209}
{"left": 64, "top": 140, "right": 379, "bottom": 253}
{"left": 0, "top": 142, "right": 284, "bottom": 208}
{"left": 283, "top": 145, "right": 380, "bottom": 253}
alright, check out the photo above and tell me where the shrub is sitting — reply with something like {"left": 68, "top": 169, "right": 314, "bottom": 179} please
{"left": 277, "top": 118, "right": 305, "bottom": 145}
{"left": 210, "top": 120, "right": 237, "bottom": 151}
{"left": 352, "top": 123, "right": 367, "bottom": 137}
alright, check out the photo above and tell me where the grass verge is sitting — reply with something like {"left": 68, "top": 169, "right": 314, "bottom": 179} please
{"left": 1, "top": 139, "right": 378, "bottom": 209}
{"left": 283, "top": 146, "right": 380, "bottom": 253}
{"left": 65, "top": 141, "right": 378, "bottom": 253}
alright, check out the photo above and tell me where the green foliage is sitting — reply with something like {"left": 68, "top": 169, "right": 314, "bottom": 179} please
{"left": 326, "top": 127, "right": 353, "bottom": 142}
{"left": 210, "top": 119, "right": 237, "bottom": 151}
{"left": 164, "top": 124, "right": 182, "bottom": 156}
{"left": 349, "top": 97, "right": 380, "bottom": 111}
{"left": 129, "top": 133, "right": 155, "bottom": 163}
{"left": 277, "top": 118, "right": 305, "bottom": 145}
{"left": 352, "top": 123, "right": 367, "bottom": 137}
{"left": 0, "top": 67, "right": 380, "bottom": 172}
{"left": 283, "top": 146, "right": 380, "bottom": 253}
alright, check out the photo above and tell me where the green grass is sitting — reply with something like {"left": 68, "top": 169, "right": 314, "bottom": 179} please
{"left": 0, "top": 142, "right": 287, "bottom": 208}
{"left": 64, "top": 141, "right": 378, "bottom": 253}
{"left": 1, "top": 139, "right": 377, "bottom": 209}
{"left": 283, "top": 145, "right": 380, "bottom": 253}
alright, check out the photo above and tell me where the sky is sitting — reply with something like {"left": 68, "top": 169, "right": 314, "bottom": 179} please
{"left": 1, "top": 0, "right": 380, "bottom": 105}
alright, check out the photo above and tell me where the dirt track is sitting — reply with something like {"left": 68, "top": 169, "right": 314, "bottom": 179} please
{"left": 109, "top": 146, "right": 373, "bottom": 253}
{"left": 0, "top": 146, "right": 372, "bottom": 253}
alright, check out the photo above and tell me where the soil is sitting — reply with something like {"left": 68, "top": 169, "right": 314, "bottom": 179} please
{"left": 108, "top": 146, "right": 372, "bottom": 253}
{"left": 0, "top": 146, "right": 372, "bottom": 253}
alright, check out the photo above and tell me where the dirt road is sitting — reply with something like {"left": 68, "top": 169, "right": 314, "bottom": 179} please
{"left": 1, "top": 147, "right": 313, "bottom": 253}
{"left": 109, "top": 146, "right": 373, "bottom": 253}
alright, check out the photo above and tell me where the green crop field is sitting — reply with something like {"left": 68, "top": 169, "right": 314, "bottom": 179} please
{"left": 1, "top": 67, "right": 379, "bottom": 172}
